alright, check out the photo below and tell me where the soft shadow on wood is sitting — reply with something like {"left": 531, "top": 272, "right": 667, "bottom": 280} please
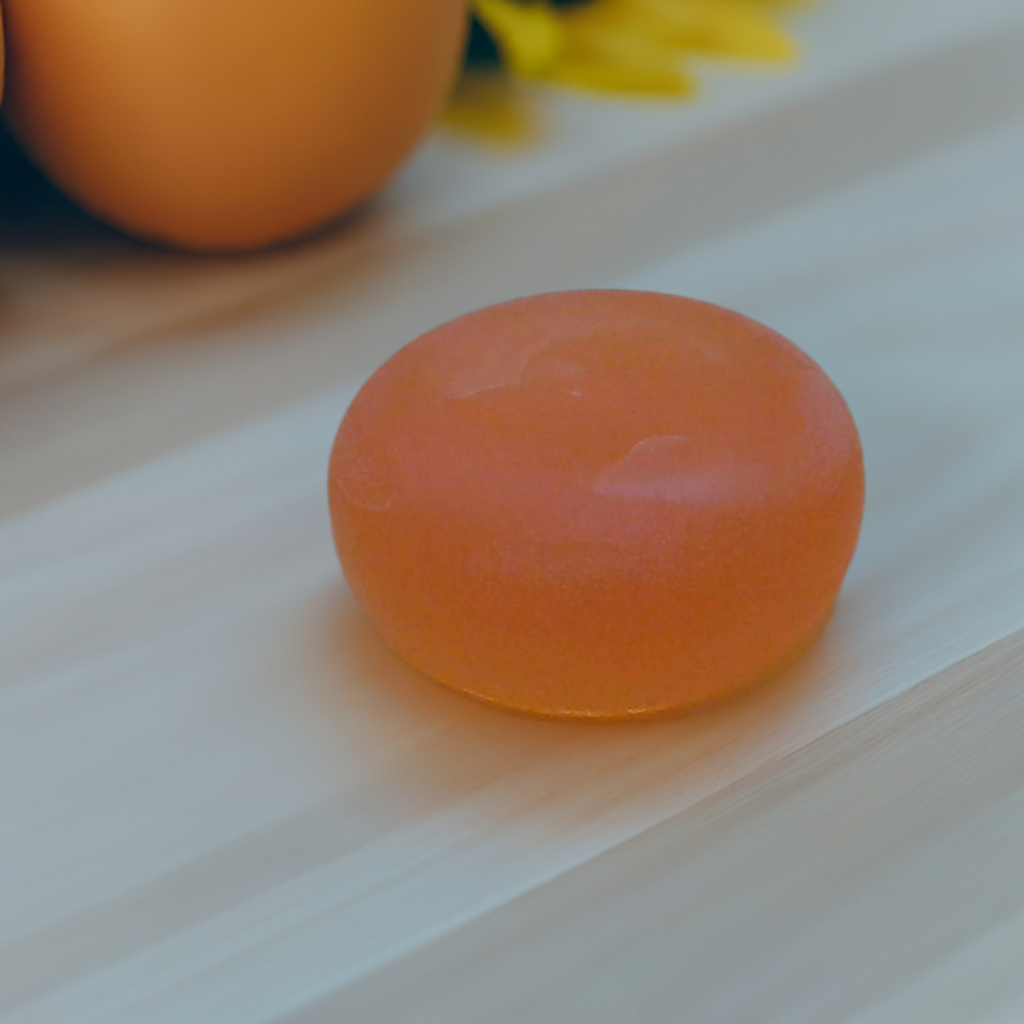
{"left": 0, "top": 126, "right": 107, "bottom": 249}
{"left": 306, "top": 583, "right": 839, "bottom": 823}
{"left": 0, "top": 125, "right": 388, "bottom": 379}
{"left": 0, "top": 125, "right": 375, "bottom": 260}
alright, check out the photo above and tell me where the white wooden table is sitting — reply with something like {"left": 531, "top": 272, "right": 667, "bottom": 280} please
{"left": 2, "top": 2, "right": 1024, "bottom": 1021}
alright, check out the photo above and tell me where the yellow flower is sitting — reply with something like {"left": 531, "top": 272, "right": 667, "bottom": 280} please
{"left": 472, "top": 0, "right": 563, "bottom": 79}
{"left": 467, "top": 0, "right": 806, "bottom": 97}
{"left": 443, "top": 72, "right": 544, "bottom": 148}
{"left": 444, "top": 0, "right": 812, "bottom": 145}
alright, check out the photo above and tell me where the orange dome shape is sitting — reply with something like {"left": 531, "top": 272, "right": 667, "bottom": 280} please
{"left": 329, "top": 291, "right": 865, "bottom": 721}
{"left": 1, "top": 0, "right": 467, "bottom": 250}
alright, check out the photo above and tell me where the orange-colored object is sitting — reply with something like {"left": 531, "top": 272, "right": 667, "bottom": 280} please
{"left": 1, "top": 0, "right": 467, "bottom": 251}
{"left": 329, "top": 290, "right": 865, "bottom": 721}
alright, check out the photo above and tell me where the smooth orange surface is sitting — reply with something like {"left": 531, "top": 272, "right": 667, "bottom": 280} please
{"left": 329, "top": 290, "right": 865, "bottom": 721}
{"left": 1, "top": 0, "right": 467, "bottom": 251}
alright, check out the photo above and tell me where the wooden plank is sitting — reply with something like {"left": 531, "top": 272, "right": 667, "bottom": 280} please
{"left": 288, "top": 625, "right": 1024, "bottom": 1024}
{"left": 2, "top": 2, "right": 1023, "bottom": 1021}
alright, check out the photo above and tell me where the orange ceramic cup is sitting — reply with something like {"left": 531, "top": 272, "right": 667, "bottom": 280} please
{"left": 330, "top": 290, "right": 865, "bottom": 721}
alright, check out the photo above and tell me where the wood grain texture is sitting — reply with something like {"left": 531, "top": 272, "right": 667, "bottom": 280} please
{"left": 292, "top": 626, "right": 1024, "bottom": 1024}
{"left": 2, "top": 1, "right": 1024, "bottom": 1021}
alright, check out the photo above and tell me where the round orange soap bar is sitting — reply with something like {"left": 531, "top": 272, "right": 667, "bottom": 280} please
{"left": 329, "top": 291, "right": 865, "bottom": 721}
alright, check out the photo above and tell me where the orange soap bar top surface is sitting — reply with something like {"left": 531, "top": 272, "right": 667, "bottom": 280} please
{"left": 329, "top": 290, "right": 865, "bottom": 721}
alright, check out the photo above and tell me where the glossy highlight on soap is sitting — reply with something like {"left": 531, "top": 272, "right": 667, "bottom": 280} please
{"left": 329, "top": 290, "right": 865, "bottom": 721}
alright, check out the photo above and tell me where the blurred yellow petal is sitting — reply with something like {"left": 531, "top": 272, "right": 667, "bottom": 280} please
{"left": 553, "top": 58, "right": 693, "bottom": 97}
{"left": 462, "top": 0, "right": 814, "bottom": 109}
{"left": 624, "top": 0, "right": 800, "bottom": 61}
{"left": 687, "top": 0, "right": 800, "bottom": 61}
{"left": 554, "top": 3, "right": 695, "bottom": 96}
{"left": 472, "top": 0, "right": 564, "bottom": 79}
{"left": 442, "top": 71, "right": 543, "bottom": 148}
